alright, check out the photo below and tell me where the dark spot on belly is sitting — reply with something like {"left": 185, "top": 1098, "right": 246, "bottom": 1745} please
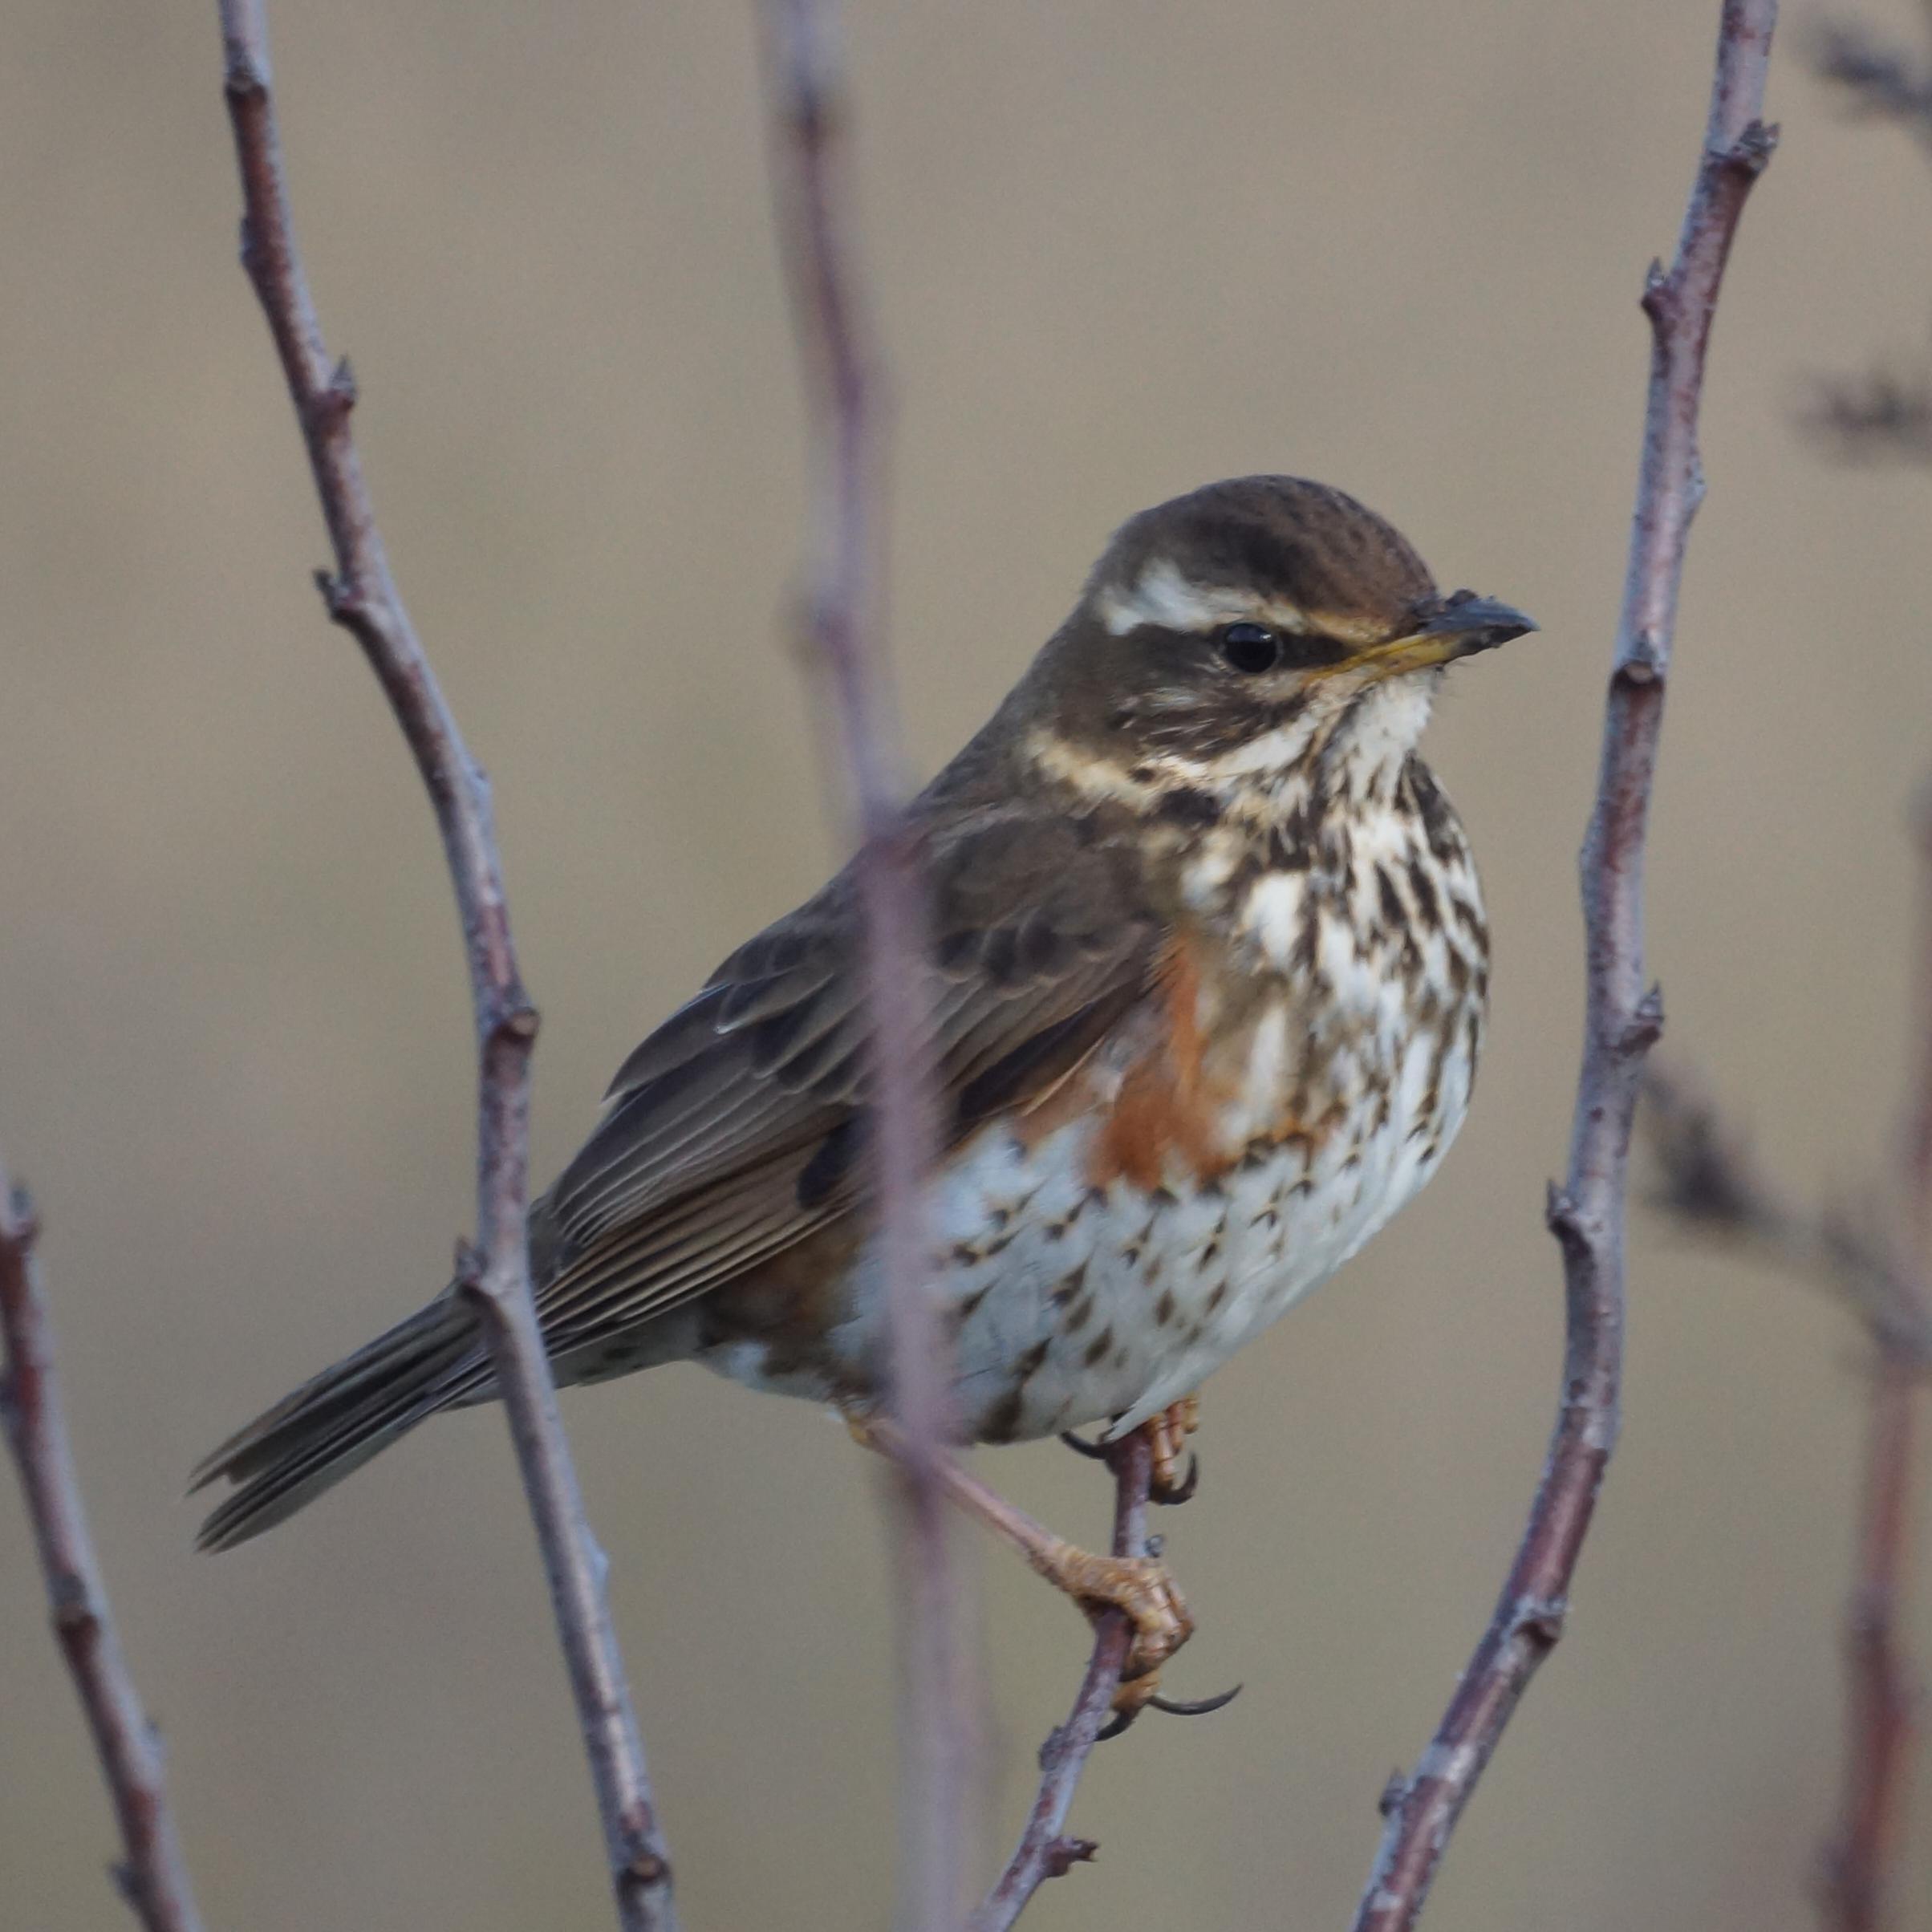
{"left": 1065, "top": 1291, "right": 1095, "bottom": 1333}
{"left": 1050, "top": 1262, "right": 1087, "bottom": 1306}
{"left": 1406, "top": 854, "right": 1440, "bottom": 926}
{"left": 980, "top": 1337, "right": 1052, "bottom": 1443}
{"left": 1204, "top": 1281, "right": 1228, "bottom": 1315}
{"left": 1155, "top": 1288, "right": 1177, "bottom": 1326}
{"left": 1374, "top": 865, "right": 1404, "bottom": 933}
{"left": 1082, "top": 1325, "right": 1114, "bottom": 1368}
{"left": 1268, "top": 825, "right": 1312, "bottom": 871}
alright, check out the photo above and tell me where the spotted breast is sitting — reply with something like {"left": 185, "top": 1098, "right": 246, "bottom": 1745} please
{"left": 696, "top": 705, "right": 1489, "bottom": 1446}
{"left": 193, "top": 474, "right": 1528, "bottom": 1559}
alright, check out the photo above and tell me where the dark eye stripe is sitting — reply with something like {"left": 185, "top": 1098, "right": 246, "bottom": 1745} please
{"left": 1277, "top": 633, "right": 1353, "bottom": 670}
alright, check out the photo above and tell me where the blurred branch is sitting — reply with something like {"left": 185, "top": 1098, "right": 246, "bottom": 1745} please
{"left": 1804, "top": 15, "right": 1932, "bottom": 464}
{"left": 1786, "top": 22, "right": 1932, "bottom": 1883}
{"left": 1642, "top": 787, "right": 1932, "bottom": 1932}
{"left": 0, "top": 1168, "right": 207, "bottom": 1932}
{"left": 1645, "top": 1062, "right": 1927, "bottom": 1932}
{"left": 213, "top": 6, "right": 677, "bottom": 1926}
{"left": 968, "top": 1432, "right": 1155, "bottom": 1932}
{"left": 755, "top": 3, "right": 974, "bottom": 1926}
{"left": 1643, "top": 1070, "right": 1930, "bottom": 1361}
{"left": 1828, "top": 1362, "right": 1921, "bottom": 1932}
{"left": 1353, "top": 6, "right": 1779, "bottom": 1927}
{"left": 1812, "top": 18, "right": 1932, "bottom": 156}
{"left": 1801, "top": 370, "right": 1932, "bottom": 466}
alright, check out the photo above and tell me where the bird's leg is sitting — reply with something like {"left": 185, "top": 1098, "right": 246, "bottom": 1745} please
{"left": 1145, "top": 1394, "right": 1200, "bottom": 1505}
{"left": 846, "top": 1411, "right": 1193, "bottom": 1708}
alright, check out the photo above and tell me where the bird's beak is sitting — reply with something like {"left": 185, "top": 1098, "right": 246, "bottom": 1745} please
{"left": 1346, "top": 593, "right": 1539, "bottom": 680}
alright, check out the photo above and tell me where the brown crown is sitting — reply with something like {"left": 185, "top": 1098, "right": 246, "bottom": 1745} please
{"left": 1088, "top": 475, "right": 1439, "bottom": 639}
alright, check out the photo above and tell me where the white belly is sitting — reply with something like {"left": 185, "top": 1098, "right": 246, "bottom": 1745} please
{"left": 808, "top": 1004, "right": 1474, "bottom": 1443}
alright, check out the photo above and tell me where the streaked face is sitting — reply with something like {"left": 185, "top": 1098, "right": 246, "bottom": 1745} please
{"left": 1026, "top": 476, "right": 1534, "bottom": 789}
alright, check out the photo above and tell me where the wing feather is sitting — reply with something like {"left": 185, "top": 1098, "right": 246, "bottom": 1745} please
{"left": 528, "top": 805, "right": 1158, "bottom": 1350}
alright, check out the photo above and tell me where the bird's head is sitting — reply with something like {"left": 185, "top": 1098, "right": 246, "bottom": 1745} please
{"left": 1017, "top": 475, "right": 1536, "bottom": 804}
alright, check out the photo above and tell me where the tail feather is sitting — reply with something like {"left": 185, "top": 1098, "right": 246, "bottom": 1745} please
{"left": 193, "top": 1293, "right": 485, "bottom": 1552}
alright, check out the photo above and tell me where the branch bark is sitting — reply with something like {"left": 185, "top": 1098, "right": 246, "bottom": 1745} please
{"left": 1353, "top": 6, "right": 1779, "bottom": 1926}
{"left": 0, "top": 1170, "right": 208, "bottom": 1932}
{"left": 755, "top": 4, "right": 973, "bottom": 1927}
{"left": 968, "top": 1433, "right": 1153, "bottom": 1932}
{"left": 213, "top": 7, "right": 676, "bottom": 1926}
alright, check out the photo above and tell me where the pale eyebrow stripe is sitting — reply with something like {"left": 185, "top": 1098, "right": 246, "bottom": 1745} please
{"left": 1096, "top": 559, "right": 1312, "bottom": 638}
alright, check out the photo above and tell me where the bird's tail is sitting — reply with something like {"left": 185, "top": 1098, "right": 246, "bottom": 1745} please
{"left": 191, "top": 1291, "right": 489, "bottom": 1552}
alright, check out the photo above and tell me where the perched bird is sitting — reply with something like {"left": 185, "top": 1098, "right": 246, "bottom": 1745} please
{"left": 195, "top": 475, "right": 1533, "bottom": 1701}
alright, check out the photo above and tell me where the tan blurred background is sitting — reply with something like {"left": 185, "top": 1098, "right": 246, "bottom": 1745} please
{"left": 3, "top": 1, "right": 1930, "bottom": 1926}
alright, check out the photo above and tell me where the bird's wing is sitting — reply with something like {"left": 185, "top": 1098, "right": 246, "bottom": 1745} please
{"left": 530, "top": 806, "right": 1159, "bottom": 1354}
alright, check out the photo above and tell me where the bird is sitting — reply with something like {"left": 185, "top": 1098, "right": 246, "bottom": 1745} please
{"left": 194, "top": 474, "right": 1534, "bottom": 1707}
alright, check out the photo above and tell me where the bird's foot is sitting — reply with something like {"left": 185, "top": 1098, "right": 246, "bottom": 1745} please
{"left": 1024, "top": 1536, "right": 1194, "bottom": 1715}
{"left": 844, "top": 1406, "right": 1194, "bottom": 1710}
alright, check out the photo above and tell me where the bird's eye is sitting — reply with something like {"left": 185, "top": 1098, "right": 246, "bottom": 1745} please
{"left": 1217, "top": 621, "right": 1281, "bottom": 674}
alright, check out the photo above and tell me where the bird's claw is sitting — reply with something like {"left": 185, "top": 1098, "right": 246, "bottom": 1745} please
{"left": 1146, "top": 1395, "right": 1200, "bottom": 1504}
{"left": 1098, "top": 1676, "right": 1243, "bottom": 1742}
{"left": 1151, "top": 1449, "right": 1199, "bottom": 1505}
{"left": 1031, "top": 1544, "right": 1194, "bottom": 1695}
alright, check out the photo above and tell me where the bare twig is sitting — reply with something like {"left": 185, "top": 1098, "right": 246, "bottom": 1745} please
{"left": 968, "top": 1432, "right": 1154, "bottom": 1932}
{"left": 213, "top": 7, "right": 676, "bottom": 1926}
{"left": 1353, "top": 6, "right": 1779, "bottom": 1926}
{"left": 755, "top": 3, "right": 972, "bottom": 1926}
{"left": 0, "top": 1170, "right": 207, "bottom": 1932}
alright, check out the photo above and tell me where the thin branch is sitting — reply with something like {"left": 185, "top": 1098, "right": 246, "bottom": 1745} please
{"left": 968, "top": 1433, "right": 1153, "bottom": 1932}
{"left": 1353, "top": 6, "right": 1779, "bottom": 1926}
{"left": 0, "top": 1168, "right": 208, "bottom": 1932}
{"left": 213, "top": 8, "right": 676, "bottom": 1926}
{"left": 755, "top": 3, "right": 972, "bottom": 1926}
